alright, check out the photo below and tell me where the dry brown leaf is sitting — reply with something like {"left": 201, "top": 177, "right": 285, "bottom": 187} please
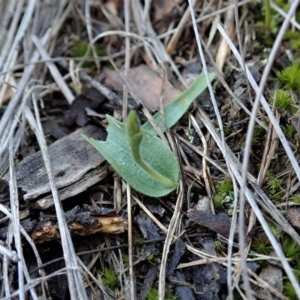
{"left": 152, "top": 0, "right": 178, "bottom": 34}
{"left": 187, "top": 209, "right": 233, "bottom": 238}
{"left": 104, "top": 64, "right": 180, "bottom": 110}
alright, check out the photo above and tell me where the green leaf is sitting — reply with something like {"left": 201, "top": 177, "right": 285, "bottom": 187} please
{"left": 141, "top": 72, "right": 215, "bottom": 135}
{"left": 84, "top": 72, "right": 213, "bottom": 197}
{"left": 82, "top": 113, "right": 179, "bottom": 197}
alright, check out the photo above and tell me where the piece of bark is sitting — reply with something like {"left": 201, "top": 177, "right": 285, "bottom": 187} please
{"left": 202, "top": 263, "right": 227, "bottom": 300}
{"left": 140, "top": 267, "right": 157, "bottom": 300}
{"left": 1, "top": 125, "right": 107, "bottom": 209}
{"left": 32, "top": 165, "right": 107, "bottom": 209}
{"left": 172, "top": 271, "right": 196, "bottom": 300}
{"left": 166, "top": 239, "right": 185, "bottom": 276}
{"left": 135, "top": 212, "right": 160, "bottom": 254}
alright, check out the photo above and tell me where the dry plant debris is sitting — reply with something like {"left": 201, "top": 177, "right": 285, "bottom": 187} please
{"left": 1, "top": 1, "right": 300, "bottom": 299}
{"left": 104, "top": 64, "right": 181, "bottom": 110}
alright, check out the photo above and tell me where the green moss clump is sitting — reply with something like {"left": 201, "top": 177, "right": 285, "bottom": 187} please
{"left": 282, "top": 124, "right": 297, "bottom": 139}
{"left": 146, "top": 288, "right": 158, "bottom": 300}
{"left": 283, "top": 282, "right": 297, "bottom": 299}
{"left": 283, "top": 238, "right": 300, "bottom": 260}
{"left": 252, "top": 239, "right": 272, "bottom": 255}
{"left": 265, "top": 173, "right": 285, "bottom": 203}
{"left": 215, "top": 240, "right": 226, "bottom": 252}
{"left": 122, "top": 254, "right": 129, "bottom": 268}
{"left": 72, "top": 40, "right": 107, "bottom": 58}
{"left": 146, "top": 288, "right": 177, "bottom": 300}
{"left": 73, "top": 41, "right": 89, "bottom": 58}
{"left": 71, "top": 40, "right": 107, "bottom": 69}
{"left": 274, "top": 0, "right": 291, "bottom": 11}
{"left": 267, "top": 177, "right": 283, "bottom": 194}
{"left": 102, "top": 268, "right": 119, "bottom": 290}
{"left": 292, "top": 195, "right": 300, "bottom": 203}
{"left": 213, "top": 178, "right": 234, "bottom": 214}
{"left": 252, "top": 126, "right": 266, "bottom": 144}
{"left": 276, "top": 63, "right": 300, "bottom": 93}
{"left": 267, "top": 221, "right": 283, "bottom": 240}
{"left": 284, "top": 30, "right": 300, "bottom": 50}
{"left": 217, "top": 178, "right": 233, "bottom": 194}
{"left": 282, "top": 236, "right": 300, "bottom": 298}
{"left": 271, "top": 90, "right": 296, "bottom": 114}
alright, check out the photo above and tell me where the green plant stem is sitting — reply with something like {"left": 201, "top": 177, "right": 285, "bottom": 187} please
{"left": 136, "top": 156, "right": 175, "bottom": 188}
{"left": 264, "top": 0, "right": 271, "bottom": 32}
{"left": 129, "top": 135, "right": 175, "bottom": 188}
{"left": 127, "top": 111, "right": 176, "bottom": 188}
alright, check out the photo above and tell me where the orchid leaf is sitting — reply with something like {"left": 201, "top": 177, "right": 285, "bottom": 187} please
{"left": 141, "top": 72, "right": 215, "bottom": 135}
{"left": 82, "top": 112, "right": 179, "bottom": 197}
{"left": 84, "top": 71, "right": 214, "bottom": 197}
